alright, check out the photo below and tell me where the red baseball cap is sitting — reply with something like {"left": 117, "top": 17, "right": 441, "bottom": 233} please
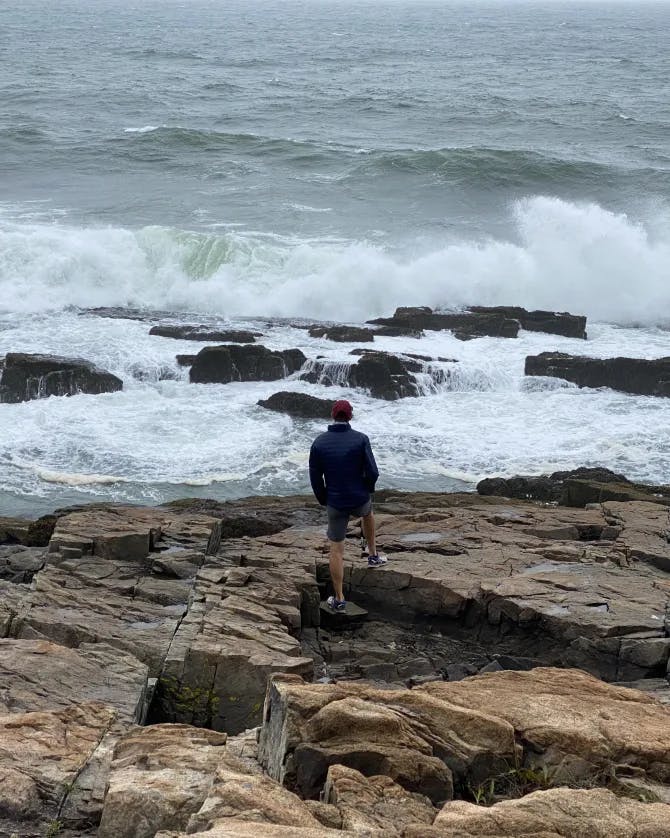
{"left": 331, "top": 399, "right": 353, "bottom": 421}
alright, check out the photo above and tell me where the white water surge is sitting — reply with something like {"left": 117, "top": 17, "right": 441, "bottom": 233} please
{"left": 2, "top": 198, "right": 670, "bottom": 326}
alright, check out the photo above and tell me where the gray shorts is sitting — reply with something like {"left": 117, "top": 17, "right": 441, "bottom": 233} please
{"left": 326, "top": 500, "right": 372, "bottom": 543}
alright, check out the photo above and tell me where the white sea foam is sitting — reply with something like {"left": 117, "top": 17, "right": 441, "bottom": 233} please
{"left": 123, "top": 125, "right": 162, "bottom": 134}
{"left": 1, "top": 198, "right": 670, "bottom": 325}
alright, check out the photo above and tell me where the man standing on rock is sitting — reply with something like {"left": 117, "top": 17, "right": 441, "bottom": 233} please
{"left": 309, "top": 399, "right": 386, "bottom": 611}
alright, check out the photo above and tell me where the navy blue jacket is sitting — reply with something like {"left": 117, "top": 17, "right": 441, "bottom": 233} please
{"left": 309, "top": 422, "right": 379, "bottom": 509}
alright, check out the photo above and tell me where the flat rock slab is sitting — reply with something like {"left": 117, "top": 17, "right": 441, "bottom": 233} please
{"left": 0, "top": 639, "right": 149, "bottom": 723}
{"left": 319, "top": 600, "right": 368, "bottom": 629}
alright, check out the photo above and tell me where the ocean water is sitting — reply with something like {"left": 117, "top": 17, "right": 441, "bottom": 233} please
{"left": 1, "top": 0, "right": 670, "bottom": 516}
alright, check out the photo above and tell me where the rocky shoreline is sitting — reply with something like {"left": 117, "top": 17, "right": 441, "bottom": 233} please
{"left": 1, "top": 484, "right": 669, "bottom": 836}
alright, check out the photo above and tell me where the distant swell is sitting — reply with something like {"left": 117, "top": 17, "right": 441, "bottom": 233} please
{"left": 1, "top": 197, "right": 670, "bottom": 325}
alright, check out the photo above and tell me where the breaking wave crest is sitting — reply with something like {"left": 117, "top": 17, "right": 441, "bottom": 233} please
{"left": 1, "top": 197, "right": 669, "bottom": 325}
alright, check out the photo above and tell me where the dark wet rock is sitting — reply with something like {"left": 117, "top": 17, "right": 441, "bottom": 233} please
{"left": 470, "top": 306, "right": 587, "bottom": 339}
{"left": 176, "top": 354, "right": 198, "bottom": 366}
{"left": 374, "top": 325, "right": 424, "bottom": 338}
{"left": 150, "top": 324, "right": 259, "bottom": 343}
{"left": 308, "top": 325, "right": 375, "bottom": 343}
{"left": 368, "top": 306, "right": 520, "bottom": 340}
{"left": 301, "top": 350, "right": 442, "bottom": 400}
{"left": 0, "top": 353, "right": 123, "bottom": 403}
{"left": 0, "top": 545, "right": 45, "bottom": 582}
{"left": 258, "top": 391, "right": 333, "bottom": 419}
{"left": 475, "top": 467, "right": 670, "bottom": 507}
{"left": 0, "top": 513, "right": 57, "bottom": 546}
{"left": 525, "top": 352, "right": 670, "bottom": 397}
{"left": 190, "top": 345, "right": 306, "bottom": 384}
{"left": 81, "top": 306, "right": 175, "bottom": 322}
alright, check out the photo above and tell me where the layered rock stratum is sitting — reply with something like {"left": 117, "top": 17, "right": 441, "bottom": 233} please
{"left": 0, "top": 489, "right": 669, "bottom": 836}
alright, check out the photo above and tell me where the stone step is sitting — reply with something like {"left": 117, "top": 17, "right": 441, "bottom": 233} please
{"left": 319, "top": 600, "right": 368, "bottom": 629}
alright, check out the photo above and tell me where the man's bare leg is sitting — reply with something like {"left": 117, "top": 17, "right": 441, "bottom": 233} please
{"left": 329, "top": 539, "right": 345, "bottom": 601}
{"left": 361, "top": 511, "right": 376, "bottom": 557}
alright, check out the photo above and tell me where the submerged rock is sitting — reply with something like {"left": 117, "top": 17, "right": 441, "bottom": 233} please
{"left": 190, "top": 345, "right": 306, "bottom": 384}
{"left": 150, "top": 324, "right": 259, "bottom": 343}
{"left": 525, "top": 351, "right": 670, "bottom": 397}
{"left": 0, "top": 352, "right": 122, "bottom": 403}
{"left": 258, "top": 391, "right": 333, "bottom": 419}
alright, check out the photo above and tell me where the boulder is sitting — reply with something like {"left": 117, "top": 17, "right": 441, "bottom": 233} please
{"left": 525, "top": 352, "right": 670, "bottom": 397}
{"left": 308, "top": 325, "right": 375, "bottom": 343}
{"left": 177, "top": 353, "right": 198, "bottom": 366}
{"left": 323, "top": 765, "right": 436, "bottom": 834}
{"left": 300, "top": 351, "right": 438, "bottom": 400}
{"left": 258, "top": 674, "right": 519, "bottom": 803}
{"left": 0, "top": 545, "right": 45, "bottom": 582}
{"left": 469, "top": 306, "right": 587, "bottom": 339}
{"left": 258, "top": 392, "right": 333, "bottom": 419}
{"left": 150, "top": 325, "right": 259, "bottom": 343}
{"left": 0, "top": 352, "right": 122, "bottom": 403}
{"left": 368, "top": 306, "right": 520, "bottom": 340}
{"left": 415, "top": 787, "right": 670, "bottom": 837}
{"left": 190, "top": 345, "right": 306, "bottom": 384}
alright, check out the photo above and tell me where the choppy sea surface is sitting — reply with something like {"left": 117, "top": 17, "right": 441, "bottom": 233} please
{"left": 1, "top": 0, "right": 670, "bottom": 516}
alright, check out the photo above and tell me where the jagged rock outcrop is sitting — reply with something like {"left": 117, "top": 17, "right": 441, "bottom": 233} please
{"left": 259, "top": 668, "right": 670, "bottom": 806}
{"left": 368, "top": 306, "right": 520, "bottom": 340}
{"left": 189, "top": 345, "right": 306, "bottom": 384}
{"left": 308, "top": 325, "right": 375, "bottom": 343}
{"left": 469, "top": 306, "right": 587, "bottom": 339}
{"left": 150, "top": 324, "right": 259, "bottom": 342}
{"left": 301, "top": 350, "right": 447, "bottom": 399}
{"left": 0, "top": 512, "right": 57, "bottom": 546}
{"left": 258, "top": 391, "right": 333, "bottom": 419}
{"left": 525, "top": 351, "right": 670, "bottom": 397}
{"left": 368, "top": 305, "right": 587, "bottom": 340}
{"left": 0, "top": 353, "right": 122, "bottom": 403}
{"left": 476, "top": 466, "right": 670, "bottom": 507}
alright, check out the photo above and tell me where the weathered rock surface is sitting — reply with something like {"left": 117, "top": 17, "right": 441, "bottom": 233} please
{"left": 258, "top": 391, "right": 333, "bottom": 419}
{"left": 0, "top": 701, "right": 117, "bottom": 836}
{"left": 190, "top": 345, "right": 306, "bottom": 384}
{"left": 0, "top": 352, "right": 122, "bottom": 403}
{"left": 369, "top": 305, "right": 587, "bottom": 340}
{"left": 419, "top": 787, "right": 670, "bottom": 837}
{"left": 150, "top": 324, "right": 259, "bottom": 343}
{"left": 525, "top": 351, "right": 670, "bottom": 397}
{"left": 2, "top": 491, "right": 670, "bottom": 837}
{"left": 0, "top": 639, "right": 149, "bottom": 723}
{"left": 259, "top": 668, "right": 670, "bottom": 810}
{"left": 98, "top": 725, "right": 229, "bottom": 838}
{"left": 300, "top": 350, "right": 449, "bottom": 400}
{"left": 323, "top": 764, "right": 437, "bottom": 834}
{"left": 0, "top": 544, "right": 45, "bottom": 582}
{"left": 308, "top": 325, "right": 375, "bottom": 342}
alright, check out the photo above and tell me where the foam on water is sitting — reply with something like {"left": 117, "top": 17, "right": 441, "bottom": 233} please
{"left": 1, "top": 198, "right": 670, "bottom": 326}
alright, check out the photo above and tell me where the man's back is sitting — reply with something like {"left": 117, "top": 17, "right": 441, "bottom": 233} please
{"left": 309, "top": 423, "right": 378, "bottom": 509}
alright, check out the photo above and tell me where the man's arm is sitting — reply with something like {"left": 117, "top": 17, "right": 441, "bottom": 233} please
{"left": 362, "top": 436, "right": 379, "bottom": 492}
{"left": 308, "top": 442, "right": 327, "bottom": 505}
